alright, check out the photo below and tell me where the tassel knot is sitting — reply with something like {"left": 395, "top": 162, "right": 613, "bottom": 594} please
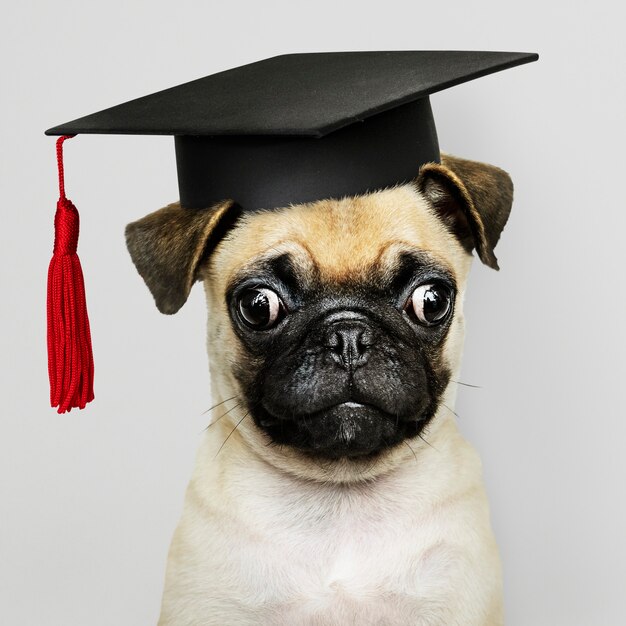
{"left": 53, "top": 197, "right": 80, "bottom": 254}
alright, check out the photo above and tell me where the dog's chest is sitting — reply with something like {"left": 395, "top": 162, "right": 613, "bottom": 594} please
{"left": 264, "top": 518, "right": 455, "bottom": 623}
{"left": 202, "top": 483, "right": 461, "bottom": 624}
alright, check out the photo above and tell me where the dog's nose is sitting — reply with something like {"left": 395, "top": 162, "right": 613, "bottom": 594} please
{"left": 324, "top": 321, "right": 373, "bottom": 369}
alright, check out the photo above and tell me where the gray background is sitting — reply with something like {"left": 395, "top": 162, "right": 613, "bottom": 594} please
{"left": 1, "top": 1, "right": 624, "bottom": 624}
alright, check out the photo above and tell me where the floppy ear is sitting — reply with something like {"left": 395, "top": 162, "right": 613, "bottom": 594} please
{"left": 415, "top": 154, "right": 514, "bottom": 269}
{"left": 125, "top": 200, "right": 240, "bottom": 314}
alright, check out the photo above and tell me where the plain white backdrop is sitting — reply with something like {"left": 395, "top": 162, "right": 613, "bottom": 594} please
{"left": 1, "top": 1, "right": 624, "bottom": 624}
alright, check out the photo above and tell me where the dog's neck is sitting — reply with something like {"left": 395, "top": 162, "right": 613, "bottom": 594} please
{"left": 190, "top": 400, "right": 477, "bottom": 545}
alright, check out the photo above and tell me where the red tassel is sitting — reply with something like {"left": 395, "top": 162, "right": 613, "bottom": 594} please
{"left": 47, "top": 135, "right": 94, "bottom": 413}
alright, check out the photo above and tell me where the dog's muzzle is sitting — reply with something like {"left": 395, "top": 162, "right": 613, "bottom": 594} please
{"left": 253, "top": 308, "right": 437, "bottom": 459}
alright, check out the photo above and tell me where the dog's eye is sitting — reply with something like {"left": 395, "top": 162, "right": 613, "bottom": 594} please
{"left": 238, "top": 288, "right": 283, "bottom": 329}
{"left": 407, "top": 283, "right": 452, "bottom": 326}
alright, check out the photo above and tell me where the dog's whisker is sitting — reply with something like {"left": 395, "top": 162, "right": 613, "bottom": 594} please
{"left": 214, "top": 411, "right": 250, "bottom": 459}
{"left": 267, "top": 245, "right": 287, "bottom": 259}
{"left": 307, "top": 451, "right": 331, "bottom": 475}
{"left": 450, "top": 379, "right": 482, "bottom": 389}
{"left": 202, "top": 395, "right": 240, "bottom": 415}
{"left": 441, "top": 402, "right": 460, "bottom": 419}
{"left": 363, "top": 454, "right": 382, "bottom": 478}
{"left": 403, "top": 440, "right": 418, "bottom": 464}
{"left": 418, "top": 431, "right": 435, "bottom": 450}
{"left": 204, "top": 401, "right": 242, "bottom": 431}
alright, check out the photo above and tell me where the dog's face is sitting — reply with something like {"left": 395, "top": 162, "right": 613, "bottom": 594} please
{"left": 126, "top": 155, "right": 513, "bottom": 480}
{"left": 213, "top": 190, "right": 464, "bottom": 461}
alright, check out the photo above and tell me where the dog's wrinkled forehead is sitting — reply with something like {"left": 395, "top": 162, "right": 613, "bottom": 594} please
{"left": 212, "top": 184, "right": 470, "bottom": 289}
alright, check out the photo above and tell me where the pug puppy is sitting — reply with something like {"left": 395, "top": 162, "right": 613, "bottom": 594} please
{"left": 126, "top": 153, "right": 513, "bottom": 626}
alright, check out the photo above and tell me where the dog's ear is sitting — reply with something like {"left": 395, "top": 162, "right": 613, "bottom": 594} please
{"left": 125, "top": 200, "right": 240, "bottom": 314}
{"left": 415, "top": 154, "right": 514, "bottom": 269}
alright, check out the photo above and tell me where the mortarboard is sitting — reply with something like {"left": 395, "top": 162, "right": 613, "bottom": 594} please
{"left": 47, "top": 51, "right": 538, "bottom": 210}
{"left": 44, "top": 50, "right": 538, "bottom": 412}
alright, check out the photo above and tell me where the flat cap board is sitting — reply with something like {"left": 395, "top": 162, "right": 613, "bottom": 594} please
{"left": 45, "top": 51, "right": 538, "bottom": 138}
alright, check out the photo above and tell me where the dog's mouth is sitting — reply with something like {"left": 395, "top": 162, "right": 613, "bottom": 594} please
{"left": 259, "top": 400, "right": 375, "bottom": 427}
{"left": 254, "top": 400, "right": 425, "bottom": 459}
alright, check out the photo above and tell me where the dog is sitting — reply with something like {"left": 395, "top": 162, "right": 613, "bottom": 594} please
{"left": 126, "top": 153, "right": 513, "bottom": 625}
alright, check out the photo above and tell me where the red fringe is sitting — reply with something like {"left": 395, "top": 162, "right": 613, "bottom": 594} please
{"left": 47, "top": 136, "right": 94, "bottom": 413}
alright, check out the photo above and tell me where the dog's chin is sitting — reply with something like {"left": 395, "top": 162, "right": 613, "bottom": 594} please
{"left": 256, "top": 402, "right": 425, "bottom": 460}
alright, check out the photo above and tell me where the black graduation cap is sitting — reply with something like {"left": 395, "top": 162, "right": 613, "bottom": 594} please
{"left": 46, "top": 51, "right": 538, "bottom": 211}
